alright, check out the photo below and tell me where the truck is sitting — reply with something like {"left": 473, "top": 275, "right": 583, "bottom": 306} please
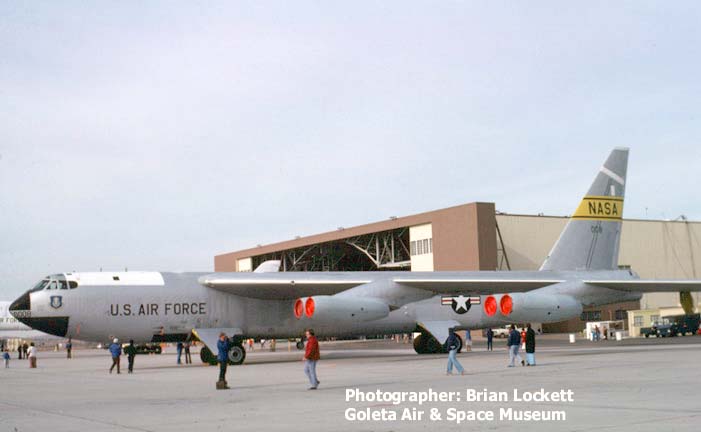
{"left": 667, "top": 313, "right": 701, "bottom": 336}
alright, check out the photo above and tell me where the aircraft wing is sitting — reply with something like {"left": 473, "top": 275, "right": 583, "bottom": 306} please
{"left": 584, "top": 280, "right": 701, "bottom": 292}
{"left": 198, "top": 275, "right": 371, "bottom": 300}
{"left": 394, "top": 278, "right": 564, "bottom": 294}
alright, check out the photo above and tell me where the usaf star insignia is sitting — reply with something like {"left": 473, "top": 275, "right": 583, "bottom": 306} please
{"left": 441, "top": 295, "right": 481, "bottom": 314}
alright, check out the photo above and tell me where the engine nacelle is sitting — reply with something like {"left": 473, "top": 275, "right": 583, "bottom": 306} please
{"left": 295, "top": 296, "right": 390, "bottom": 323}
{"left": 484, "top": 293, "right": 582, "bottom": 323}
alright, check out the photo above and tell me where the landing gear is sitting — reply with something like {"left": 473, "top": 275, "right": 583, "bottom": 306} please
{"left": 296, "top": 340, "right": 305, "bottom": 350}
{"left": 412, "top": 332, "right": 462, "bottom": 354}
{"left": 227, "top": 344, "right": 246, "bottom": 365}
{"left": 200, "top": 346, "right": 218, "bottom": 365}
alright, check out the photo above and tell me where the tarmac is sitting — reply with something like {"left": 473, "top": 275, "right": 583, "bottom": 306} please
{"left": 1, "top": 335, "right": 700, "bottom": 432}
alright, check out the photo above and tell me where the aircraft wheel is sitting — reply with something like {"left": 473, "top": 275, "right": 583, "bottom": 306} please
{"left": 200, "top": 346, "right": 218, "bottom": 365}
{"left": 296, "top": 341, "right": 305, "bottom": 350}
{"left": 228, "top": 344, "right": 246, "bottom": 365}
{"left": 413, "top": 333, "right": 443, "bottom": 354}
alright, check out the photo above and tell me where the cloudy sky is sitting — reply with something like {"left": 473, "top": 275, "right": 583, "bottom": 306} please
{"left": 1, "top": 2, "right": 700, "bottom": 298}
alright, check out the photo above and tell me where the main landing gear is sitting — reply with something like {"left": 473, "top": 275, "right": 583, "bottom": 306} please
{"left": 199, "top": 336, "right": 247, "bottom": 366}
{"left": 413, "top": 332, "right": 462, "bottom": 354}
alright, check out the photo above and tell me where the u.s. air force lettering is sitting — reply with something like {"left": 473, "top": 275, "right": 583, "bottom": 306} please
{"left": 441, "top": 295, "right": 480, "bottom": 314}
{"left": 109, "top": 302, "right": 207, "bottom": 317}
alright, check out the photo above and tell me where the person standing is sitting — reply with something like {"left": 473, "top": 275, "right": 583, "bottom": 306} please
{"left": 520, "top": 328, "right": 527, "bottom": 350}
{"left": 17, "top": 344, "right": 22, "bottom": 360}
{"left": 216, "top": 333, "right": 231, "bottom": 390}
{"left": 66, "top": 337, "right": 73, "bottom": 359}
{"left": 445, "top": 328, "right": 466, "bottom": 375}
{"left": 22, "top": 342, "right": 28, "bottom": 360}
{"left": 525, "top": 323, "right": 536, "bottom": 366}
{"left": 176, "top": 342, "right": 183, "bottom": 365}
{"left": 507, "top": 325, "right": 524, "bottom": 367}
{"left": 27, "top": 342, "right": 37, "bottom": 368}
{"left": 3, "top": 350, "right": 10, "bottom": 368}
{"left": 303, "top": 329, "right": 320, "bottom": 390}
{"left": 124, "top": 340, "right": 137, "bottom": 373}
{"left": 486, "top": 328, "right": 494, "bottom": 351}
{"left": 184, "top": 342, "right": 192, "bottom": 364}
{"left": 109, "top": 338, "right": 122, "bottom": 374}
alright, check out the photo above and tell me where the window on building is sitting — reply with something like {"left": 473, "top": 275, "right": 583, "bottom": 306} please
{"left": 422, "top": 239, "right": 428, "bottom": 254}
{"left": 614, "top": 309, "right": 626, "bottom": 320}
{"left": 633, "top": 316, "right": 644, "bottom": 327}
{"left": 410, "top": 241, "right": 416, "bottom": 256}
{"left": 429, "top": 238, "right": 433, "bottom": 253}
{"left": 650, "top": 315, "right": 660, "bottom": 324}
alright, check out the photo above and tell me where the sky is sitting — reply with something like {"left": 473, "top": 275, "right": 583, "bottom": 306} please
{"left": 1, "top": 1, "right": 700, "bottom": 298}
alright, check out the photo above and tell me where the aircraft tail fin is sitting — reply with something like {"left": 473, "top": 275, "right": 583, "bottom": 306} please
{"left": 540, "top": 148, "right": 629, "bottom": 271}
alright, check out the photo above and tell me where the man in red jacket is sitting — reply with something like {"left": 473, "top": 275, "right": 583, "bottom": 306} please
{"left": 303, "top": 329, "right": 320, "bottom": 390}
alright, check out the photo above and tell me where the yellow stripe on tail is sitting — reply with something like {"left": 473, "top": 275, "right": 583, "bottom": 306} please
{"left": 572, "top": 196, "right": 624, "bottom": 221}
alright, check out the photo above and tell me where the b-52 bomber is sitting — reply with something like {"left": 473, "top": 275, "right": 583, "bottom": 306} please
{"left": 11, "top": 148, "right": 701, "bottom": 365}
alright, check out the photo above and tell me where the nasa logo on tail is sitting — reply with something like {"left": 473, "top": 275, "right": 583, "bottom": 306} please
{"left": 441, "top": 295, "right": 480, "bottom": 314}
{"left": 50, "top": 296, "right": 63, "bottom": 309}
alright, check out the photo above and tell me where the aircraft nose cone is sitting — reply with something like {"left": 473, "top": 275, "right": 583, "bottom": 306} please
{"left": 10, "top": 291, "right": 69, "bottom": 337}
{"left": 9, "top": 291, "right": 31, "bottom": 324}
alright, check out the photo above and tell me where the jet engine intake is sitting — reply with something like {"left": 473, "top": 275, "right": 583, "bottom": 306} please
{"left": 295, "top": 296, "right": 389, "bottom": 323}
{"left": 495, "top": 292, "right": 582, "bottom": 323}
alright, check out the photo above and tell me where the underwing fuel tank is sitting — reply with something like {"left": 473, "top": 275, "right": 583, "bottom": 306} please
{"left": 293, "top": 296, "right": 390, "bottom": 323}
{"left": 483, "top": 292, "right": 582, "bottom": 323}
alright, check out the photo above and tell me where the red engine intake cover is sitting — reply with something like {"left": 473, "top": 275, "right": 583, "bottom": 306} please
{"left": 305, "top": 297, "right": 316, "bottom": 318}
{"left": 500, "top": 294, "right": 513, "bottom": 315}
{"left": 294, "top": 298, "right": 304, "bottom": 319}
{"left": 484, "top": 295, "right": 497, "bottom": 316}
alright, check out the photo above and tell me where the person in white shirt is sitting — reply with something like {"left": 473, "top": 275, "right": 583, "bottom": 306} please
{"left": 27, "top": 342, "right": 37, "bottom": 368}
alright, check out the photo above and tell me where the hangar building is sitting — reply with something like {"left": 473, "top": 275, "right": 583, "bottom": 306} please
{"left": 215, "top": 202, "right": 701, "bottom": 334}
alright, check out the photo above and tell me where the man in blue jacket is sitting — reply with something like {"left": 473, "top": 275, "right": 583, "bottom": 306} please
{"left": 507, "top": 325, "right": 524, "bottom": 367}
{"left": 109, "top": 338, "right": 122, "bottom": 374}
{"left": 216, "top": 333, "right": 231, "bottom": 390}
{"left": 444, "top": 328, "right": 466, "bottom": 375}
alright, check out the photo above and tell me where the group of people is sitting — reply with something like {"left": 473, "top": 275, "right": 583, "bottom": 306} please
{"left": 446, "top": 324, "right": 537, "bottom": 375}
{"left": 592, "top": 325, "right": 608, "bottom": 341}
{"left": 176, "top": 342, "right": 192, "bottom": 365}
{"left": 215, "top": 329, "right": 321, "bottom": 391}
{"left": 507, "top": 324, "right": 537, "bottom": 367}
{"left": 4, "top": 342, "right": 37, "bottom": 368}
{"left": 108, "top": 338, "right": 137, "bottom": 374}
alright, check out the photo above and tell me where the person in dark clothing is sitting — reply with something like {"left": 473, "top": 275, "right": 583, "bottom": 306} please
{"left": 444, "top": 328, "right": 465, "bottom": 375}
{"left": 507, "top": 325, "right": 524, "bottom": 367}
{"left": 176, "top": 342, "right": 183, "bottom": 365}
{"left": 22, "top": 343, "right": 28, "bottom": 359}
{"left": 525, "top": 323, "right": 536, "bottom": 366}
{"left": 124, "top": 340, "right": 137, "bottom": 373}
{"left": 216, "top": 333, "right": 231, "bottom": 390}
{"left": 17, "top": 344, "right": 23, "bottom": 360}
{"left": 66, "top": 337, "right": 73, "bottom": 359}
{"left": 184, "top": 342, "right": 192, "bottom": 364}
{"left": 486, "top": 328, "right": 494, "bottom": 351}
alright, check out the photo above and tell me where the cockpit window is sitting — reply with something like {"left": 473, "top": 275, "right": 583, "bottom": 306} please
{"left": 30, "top": 279, "right": 49, "bottom": 292}
{"left": 69, "top": 281, "right": 78, "bottom": 289}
